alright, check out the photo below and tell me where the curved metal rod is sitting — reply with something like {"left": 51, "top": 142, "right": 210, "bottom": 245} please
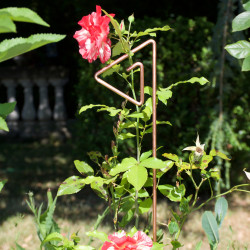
{"left": 94, "top": 39, "right": 157, "bottom": 241}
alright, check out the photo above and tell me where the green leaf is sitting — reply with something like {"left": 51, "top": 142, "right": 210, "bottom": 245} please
{"left": 119, "top": 196, "right": 135, "bottom": 213}
{"left": 144, "top": 97, "right": 153, "bottom": 113}
{"left": 152, "top": 242, "right": 165, "bottom": 250}
{"left": 243, "top": 1, "right": 250, "bottom": 11}
{"left": 215, "top": 197, "right": 228, "bottom": 228}
{"left": 97, "top": 106, "right": 121, "bottom": 116}
{"left": 79, "top": 104, "right": 105, "bottom": 113}
{"left": 225, "top": 40, "right": 250, "bottom": 59}
{"left": 162, "top": 153, "right": 179, "bottom": 162}
{"left": 41, "top": 232, "right": 63, "bottom": 245}
{"left": 139, "top": 157, "right": 167, "bottom": 169}
{"left": 127, "top": 112, "right": 144, "bottom": 118}
{"left": 168, "top": 220, "right": 179, "bottom": 235}
{"left": 171, "top": 240, "right": 182, "bottom": 248}
{"left": 183, "top": 76, "right": 209, "bottom": 85}
{"left": 140, "top": 150, "right": 152, "bottom": 162}
{"left": 102, "top": 64, "right": 120, "bottom": 78}
{"left": 102, "top": 9, "right": 122, "bottom": 41}
{"left": 110, "top": 164, "right": 129, "bottom": 176}
{"left": 135, "top": 25, "right": 171, "bottom": 39}
{"left": 179, "top": 197, "right": 190, "bottom": 214}
{"left": 144, "top": 86, "right": 153, "bottom": 95}
{"left": 159, "top": 160, "right": 174, "bottom": 173}
{"left": 117, "top": 132, "right": 135, "bottom": 140}
{"left": 119, "top": 121, "right": 138, "bottom": 129}
{"left": 157, "top": 89, "right": 172, "bottom": 105}
{"left": 0, "top": 34, "right": 65, "bottom": 63}
{"left": 119, "top": 209, "right": 134, "bottom": 227}
{"left": 110, "top": 157, "right": 137, "bottom": 176}
{"left": 0, "top": 7, "right": 49, "bottom": 26}
{"left": 209, "top": 149, "right": 231, "bottom": 160}
{"left": 242, "top": 56, "right": 250, "bottom": 71}
{"left": 0, "top": 117, "right": 9, "bottom": 131}
{"left": 195, "top": 241, "right": 203, "bottom": 250}
{"left": 74, "top": 160, "right": 94, "bottom": 176}
{"left": 209, "top": 168, "right": 220, "bottom": 181}
{"left": 202, "top": 211, "right": 219, "bottom": 246}
{"left": 57, "top": 176, "right": 85, "bottom": 196}
{"left": 79, "top": 104, "right": 121, "bottom": 117}
{"left": 232, "top": 11, "right": 250, "bottom": 32}
{"left": 0, "top": 102, "right": 16, "bottom": 118}
{"left": 15, "top": 242, "right": 25, "bottom": 250}
{"left": 112, "top": 41, "right": 124, "bottom": 57}
{"left": 142, "top": 106, "right": 152, "bottom": 122}
{"left": 0, "top": 14, "right": 16, "bottom": 33}
{"left": 86, "top": 230, "right": 108, "bottom": 242}
{"left": 128, "top": 226, "right": 137, "bottom": 237}
{"left": 127, "top": 165, "right": 147, "bottom": 190}
{"left": 91, "top": 181, "right": 108, "bottom": 201}
{"left": 138, "top": 198, "right": 152, "bottom": 214}
{"left": 158, "top": 184, "right": 185, "bottom": 202}
{"left": 200, "top": 155, "right": 213, "bottom": 169}
{"left": 0, "top": 179, "right": 7, "bottom": 192}
{"left": 144, "top": 177, "right": 153, "bottom": 187}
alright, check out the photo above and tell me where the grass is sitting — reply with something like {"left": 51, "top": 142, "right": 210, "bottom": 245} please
{"left": 0, "top": 138, "right": 250, "bottom": 249}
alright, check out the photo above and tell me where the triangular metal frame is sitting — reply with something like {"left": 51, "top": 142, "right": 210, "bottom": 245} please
{"left": 94, "top": 39, "right": 158, "bottom": 241}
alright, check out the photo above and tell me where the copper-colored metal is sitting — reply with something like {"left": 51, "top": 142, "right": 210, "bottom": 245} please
{"left": 95, "top": 39, "right": 157, "bottom": 241}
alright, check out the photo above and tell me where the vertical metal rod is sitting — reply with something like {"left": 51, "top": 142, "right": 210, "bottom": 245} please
{"left": 151, "top": 40, "right": 157, "bottom": 242}
{"left": 95, "top": 39, "right": 157, "bottom": 241}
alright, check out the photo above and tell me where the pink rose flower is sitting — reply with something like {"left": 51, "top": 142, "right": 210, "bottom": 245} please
{"left": 101, "top": 230, "right": 153, "bottom": 250}
{"left": 73, "top": 5, "right": 114, "bottom": 63}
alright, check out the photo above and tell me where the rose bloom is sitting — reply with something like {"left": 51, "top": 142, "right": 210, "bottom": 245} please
{"left": 101, "top": 230, "right": 153, "bottom": 250}
{"left": 73, "top": 5, "right": 114, "bottom": 63}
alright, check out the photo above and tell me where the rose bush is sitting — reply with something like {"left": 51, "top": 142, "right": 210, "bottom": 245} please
{"left": 73, "top": 5, "right": 114, "bottom": 63}
{"left": 33, "top": 5, "right": 250, "bottom": 250}
{"left": 102, "top": 231, "right": 153, "bottom": 250}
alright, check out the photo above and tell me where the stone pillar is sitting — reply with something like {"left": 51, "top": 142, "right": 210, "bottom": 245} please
{"left": 50, "top": 78, "right": 67, "bottom": 121}
{"left": 37, "top": 78, "right": 52, "bottom": 121}
{"left": 2, "top": 78, "right": 19, "bottom": 121}
{"left": 19, "top": 78, "right": 36, "bottom": 121}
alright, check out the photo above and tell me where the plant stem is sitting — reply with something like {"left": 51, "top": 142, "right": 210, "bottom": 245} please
{"left": 88, "top": 206, "right": 110, "bottom": 245}
{"left": 110, "top": 185, "right": 118, "bottom": 231}
{"left": 191, "top": 178, "right": 206, "bottom": 208}
{"left": 129, "top": 56, "right": 141, "bottom": 228}
{"left": 175, "top": 215, "right": 187, "bottom": 240}
{"left": 175, "top": 179, "right": 205, "bottom": 241}
{"left": 193, "top": 184, "right": 250, "bottom": 212}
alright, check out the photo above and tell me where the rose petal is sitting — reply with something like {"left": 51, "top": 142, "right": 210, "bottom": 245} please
{"left": 73, "top": 5, "right": 113, "bottom": 63}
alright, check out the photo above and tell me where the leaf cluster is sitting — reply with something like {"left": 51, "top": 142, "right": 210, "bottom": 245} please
{"left": 225, "top": 1, "right": 250, "bottom": 71}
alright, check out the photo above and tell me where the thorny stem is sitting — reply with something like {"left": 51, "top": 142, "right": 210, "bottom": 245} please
{"left": 175, "top": 215, "right": 187, "bottom": 240}
{"left": 175, "top": 178, "right": 205, "bottom": 241}
{"left": 88, "top": 206, "right": 110, "bottom": 245}
{"left": 188, "top": 156, "right": 198, "bottom": 189}
{"left": 193, "top": 184, "right": 250, "bottom": 212}
{"left": 127, "top": 20, "right": 132, "bottom": 42}
{"left": 191, "top": 178, "right": 206, "bottom": 208}
{"left": 110, "top": 185, "right": 117, "bottom": 231}
{"left": 208, "top": 178, "right": 214, "bottom": 198}
{"left": 129, "top": 55, "right": 141, "bottom": 229}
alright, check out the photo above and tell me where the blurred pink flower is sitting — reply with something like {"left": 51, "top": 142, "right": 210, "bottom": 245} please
{"left": 73, "top": 5, "right": 114, "bottom": 63}
{"left": 101, "top": 230, "right": 153, "bottom": 250}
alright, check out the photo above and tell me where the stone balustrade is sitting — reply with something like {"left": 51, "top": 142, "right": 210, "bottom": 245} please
{"left": 0, "top": 66, "right": 69, "bottom": 138}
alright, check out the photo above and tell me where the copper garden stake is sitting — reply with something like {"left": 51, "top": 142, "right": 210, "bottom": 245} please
{"left": 95, "top": 39, "right": 157, "bottom": 241}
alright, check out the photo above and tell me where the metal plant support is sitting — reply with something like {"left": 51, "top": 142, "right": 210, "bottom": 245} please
{"left": 95, "top": 39, "right": 158, "bottom": 241}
